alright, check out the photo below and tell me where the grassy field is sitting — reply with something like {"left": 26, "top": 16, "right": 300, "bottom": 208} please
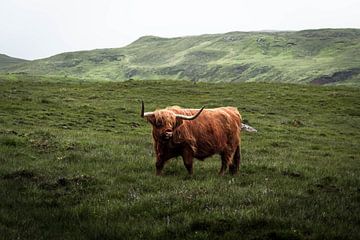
{"left": 2, "top": 29, "right": 360, "bottom": 84}
{"left": 0, "top": 75, "right": 359, "bottom": 239}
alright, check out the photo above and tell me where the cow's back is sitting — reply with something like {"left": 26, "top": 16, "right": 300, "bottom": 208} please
{"left": 170, "top": 107, "right": 241, "bottom": 158}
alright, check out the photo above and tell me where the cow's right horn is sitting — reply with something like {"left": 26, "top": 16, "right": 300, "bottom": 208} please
{"left": 141, "top": 100, "right": 154, "bottom": 118}
{"left": 175, "top": 106, "right": 205, "bottom": 120}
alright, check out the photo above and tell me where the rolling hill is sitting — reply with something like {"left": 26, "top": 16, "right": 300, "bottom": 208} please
{"left": 1, "top": 29, "right": 360, "bottom": 85}
{"left": 0, "top": 54, "right": 28, "bottom": 70}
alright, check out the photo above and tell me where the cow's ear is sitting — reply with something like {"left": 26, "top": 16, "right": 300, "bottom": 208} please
{"left": 175, "top": 118, "right": 183, "bottom": 128}
{"left": 146, "top": 116, "right": 156, "bottom": 126}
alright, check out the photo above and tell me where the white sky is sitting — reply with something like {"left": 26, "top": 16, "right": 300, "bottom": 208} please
{"left": 1, "top": 0, "right": 359, "bottom": 60}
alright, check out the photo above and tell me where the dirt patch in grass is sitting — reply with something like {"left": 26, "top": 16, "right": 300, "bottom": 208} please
{"left": 40, "top": 174, "right": 98, "bottom": 191}
{"left": 310, "top": 68, "right": 360, "bottom": 85}
{"left": 281, "top": 119, "right": 304, "bottom": 127}
{"left": 3, "top": 170, "right": 98, "bottom": 192}
{"left": 27, "top": 130, "right": 58, "bottom": 152}
{"left": 307, "top": 176, "right": 341, "bottom": 193}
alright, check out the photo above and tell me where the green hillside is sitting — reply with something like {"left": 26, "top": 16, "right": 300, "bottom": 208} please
{"left": 2, "top": 29, "right": 360, "bottom": 84}
{"left": 0, "top": 54, "right": 28, "bottom": 70}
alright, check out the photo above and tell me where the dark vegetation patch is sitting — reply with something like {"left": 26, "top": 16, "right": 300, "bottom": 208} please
{"left": 56, "top": 59, "right": 82, "bottom": 68}
{"left": 313, "top": 176, "right": 340, "bottom": 193}
{"left": 247, "top": 66, "right": 273, "bottom": 78}
{"left": 157, "top": 63, "right": 251, "bottom": 82}
{"left": 0, "top": 129, "right": 19, "bottom": 135}
{"left": 270, "top": 141, "right": 289, "bottom": 148}
{"left": 0, "top": 135, "right": 24, "bottom": 147}
{"left": 125, "top": 68, "right": 140, "bottom": 79}
{"left": 228, "top": 64, "right": 249, "bottom": 75}
{"left": 188, "top": 218, "right": 303, "bottom": 240}
{"left": 310, "top": 68, "right": 360, "bottom": 85}
{"left": 281, "top": 170, "right": 303, "bottom": 178}
{"left": 184, "top": 50, "right": 226, "bottom": 62}
{"left": 3, "top": 169, "right": 42, "bottom": 182}
{"left": 157, "top": 64, "right": 208, "bottom": 81}
{"left": 190, "top": 218, "right": 236, "bottom": 234}
{"left": 252, "top": 230, "right": 302, "bottom": 240}
{"left": 2, "top": 169, "right": 97, "bottom": 189}
{"left": 89, "top": 54, "right": 124, "bottom": 63}
{"left": 41, "top": 175, "right": 98, "bottom": 191}
{"left": 39, "top": 98, "right": 53, "bottom": 104}
{"left": 2, "top": 168, "right": 99, "bottom": 210}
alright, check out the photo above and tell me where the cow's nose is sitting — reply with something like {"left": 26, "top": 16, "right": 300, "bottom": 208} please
{"left": 161, "top": 129, "right": 173, "bottom": 140}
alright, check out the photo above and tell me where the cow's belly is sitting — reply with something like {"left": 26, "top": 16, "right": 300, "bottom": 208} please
{"left": 193, "top": 148, "right": 218, "bottom": 160}
{"left": 193, "top": 134, "right": 234, "bottom": 160}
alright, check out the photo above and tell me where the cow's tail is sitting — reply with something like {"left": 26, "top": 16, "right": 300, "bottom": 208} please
{"left": 229, "top": 145, "right": 240, "bottom": 175}
{"left": 241, "top": 123, "right": 257, "bottom": 132}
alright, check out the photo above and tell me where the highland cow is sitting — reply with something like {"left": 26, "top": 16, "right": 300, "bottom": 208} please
{"left": 141, "top": 101, "right": 256, "bottom": 175}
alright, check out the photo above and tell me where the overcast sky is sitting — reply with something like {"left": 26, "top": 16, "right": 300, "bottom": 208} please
{"left": 1, "top": 0, "right": 359, "bottom": 60}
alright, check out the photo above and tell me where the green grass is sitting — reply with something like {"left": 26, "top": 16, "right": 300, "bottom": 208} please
{"left": 2, "top": 29, "right": 360, "bottom": 85}
{"left": 0, "top": 75, "right": 359, "bottom": 239}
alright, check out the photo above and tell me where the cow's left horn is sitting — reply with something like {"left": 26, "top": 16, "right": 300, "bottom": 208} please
{"left": 141, "top": 100, "right": 154, "bottom": 118}
{"left": 175, "top": 106, "right": 205, "bottom": 120}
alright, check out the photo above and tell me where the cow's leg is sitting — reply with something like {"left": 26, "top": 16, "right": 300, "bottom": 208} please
{"left": 156, "top": 159, "right": 165, "bottom": 176}
{"left": 182, "top": 150, "right": 194, "bottom": 175}
{"left": 219, "top": 154, "right": 227, "bottom": 176}
{"left": 229, "top": 145, "right": 241, "bottom": 175}
{"left": 219, "top": 152, "right": 232, "bottom": 176}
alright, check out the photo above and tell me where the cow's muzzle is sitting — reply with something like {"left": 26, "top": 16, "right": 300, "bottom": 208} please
{"left": 161, "top": 129, "right": 173, "bottom": 141}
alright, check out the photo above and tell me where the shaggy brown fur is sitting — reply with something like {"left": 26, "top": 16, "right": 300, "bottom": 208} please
{"left": 144, "top": 106, "right": 243, "bottom": 175}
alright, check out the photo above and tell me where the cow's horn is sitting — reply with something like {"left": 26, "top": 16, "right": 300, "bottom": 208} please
{"left": 141, "top": 100, "right": 154, "bottom": 118}
{"left": 175, "top": 106, "right": 205, "bottom": 120}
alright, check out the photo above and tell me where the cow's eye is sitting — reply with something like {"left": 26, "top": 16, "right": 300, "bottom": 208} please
{"left": 156, "top": 121, "right": 163, "bottom": 128}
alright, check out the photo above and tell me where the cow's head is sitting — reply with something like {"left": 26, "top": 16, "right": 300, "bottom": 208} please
{"left": 141, "top": 101, "right": 204, "bottom": 142}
